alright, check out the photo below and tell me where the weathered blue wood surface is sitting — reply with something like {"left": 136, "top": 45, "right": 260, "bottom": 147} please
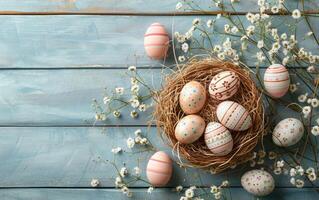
{"left": 0, "top": 0, "right": 317, "bottom": 13}
{"left": 0, "top": 68, "right": 310, "bottom": 126}
{"left": 0, "top": 0, "right": 318, "bottom": 199}
{"left": 0, "top": 188, "right": 318, "bottom": 200}
{"left": 0, "top": 16, "right": 318, "bottom": 68}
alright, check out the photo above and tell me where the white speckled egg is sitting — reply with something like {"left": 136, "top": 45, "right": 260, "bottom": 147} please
{"left": 209, "top": 71, "right": 240, "bottom": 100}
{"left": 179, "top": 81, "right": 207, "bottom": 114}
{"left": 146, "top": 151, "right": 173, "bottom": 186}
{"left": 216, "top": 101, "right": 252, "bottom": 131}
{"left": 144, "top": 23, "right": 169, "bottom": 60}
{"left": 204, "top": 122, "right": 233, "bottom": 156}
{"left": 175, "top": 115, "right": 205, "bottom": 144}
{"left": 272, "top": 118, "right": 304, "bottom": 147}
{"left": 241, "top": 169, "right": 275, "bottom": 196}
{"left": 264, "top": 64, "right": 290, "bottom": 98}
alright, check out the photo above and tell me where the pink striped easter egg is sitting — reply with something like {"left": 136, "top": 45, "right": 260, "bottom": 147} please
{"left": 216, "top": 101, "right": 252, "bottom": 131}
{"left": 264, "top": 64, "right": 290, "bottom": 98}
{"left": 204, "top": 122, "right": 233, "bottom": 156}
{"left": 144, "top": 23, "right": 169, "bottom": 60}
{"left": 146, "top": 151, "right": 173, "bottom": 186}
{"left": 209, "top": 71, "right": 240, "bottom": 100}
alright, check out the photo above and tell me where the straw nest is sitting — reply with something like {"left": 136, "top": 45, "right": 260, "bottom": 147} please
{"left": 154, "top": 58, "right": 264, "bottom": 174}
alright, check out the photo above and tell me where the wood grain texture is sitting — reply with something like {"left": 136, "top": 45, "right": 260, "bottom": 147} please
{"left": 0, "top": 127, "right": 317, "bottom": 188}
{"left": 0, "top": 68, "right": 312, "bottom": 126}
{"left": 0, "top": 188, "right": 318, "bottom": 200}
{"left": 0, "top": 15, "right": 318, "bottom": 68}
{"left": 0, "top": 0, "right": 317, "bottom": 14}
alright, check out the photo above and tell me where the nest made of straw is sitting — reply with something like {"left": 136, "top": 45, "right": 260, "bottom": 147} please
{"left": 154, "top": 58, "right": 264, "bottom": 174}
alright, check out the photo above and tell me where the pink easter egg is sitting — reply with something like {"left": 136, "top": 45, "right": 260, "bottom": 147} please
{"left": 216, "top": 101, "right": 252, "bottom": 131}
{"left": 264, "top": 64, "right": 290, "bottom": 98}
{"left": 204, "top": 122, "right": 233, "bottom": 156}
{"left": 209, "top": 71, "right": 240, "bottom": 100}
{"left": 175, "top": 115, "right": 205, "bottom": 144}
{"left": 144, "top": 23, "right": 169, "bottom": 60}
{"left": 179, "top": 81, "right": 207, "bottom": 114}
{"left": 146, "top": 151, "right": 173, "bottom": 186}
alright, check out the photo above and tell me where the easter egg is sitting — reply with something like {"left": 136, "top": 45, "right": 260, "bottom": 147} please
{"left": 216, "top": 101, "right": 252, "bottom": 131}
{"left": 264, "top": 64, "right": 290, "bottom": 98}
{"left": 179, "top": 81, "right": 207, "bottom": 114}
{"left": 175, "top": 115, "right": 205, "bottom": 144}
{"left": 204, "top": 122, "right": 233, "bottom": 156}
{"left": 272, "top": 118, "right": 304, "bottom": 147}
{"left": 209, "top": 71, "right": 240, "bottom": 100}
{"left": 144, "top": 23, "right": 169, "bottom": 60}
{"left": 146, "top": 151, "right": 173, "bottom": 186}
{"left": 241, "top": 169, "right": 275, "bottom": 196}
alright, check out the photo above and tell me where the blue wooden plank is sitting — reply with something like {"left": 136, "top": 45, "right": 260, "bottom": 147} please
{"left": 0, "top": 68, "right": 312, "bottom": 126}
{"left": 0, "top": 188, "right": 318, "bottom": 200}
{"left": 0, "top": 127, "right": 317, "bottom": 187}
{"left": 0, "top": 0, "right": 317, "bottom": 13}
{"left": 0, "top": 15, "right": 317, "bottom": 68}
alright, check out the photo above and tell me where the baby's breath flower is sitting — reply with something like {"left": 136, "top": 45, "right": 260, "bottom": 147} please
{"left": 134, "top": 129, "right": 142, "bottom": 136}
{"left": 120, "top": 167, "right": 128, "bottom": 178}
{"left": 121, "top": 186, "right": 129, "bottom": 194}
{"left": 257, "top": 40, "right": 264, "bottom": 49}
{"left": 185, "top": 188, "right": 194, "bottom": 198}
{"left": 221, "top": 180, "right": 229, "bottom": 187}
{"left": 296, "top": 165, "right": 304, "bottom": 176}
{"left": 311, "top": 98, "right": 319, "bottom": 107}
{"left": 231, "top": 26, "right": 239, "bottom": 34}
{"left": 298, "top": 93, "right": 308, "bottom": 102}
{"left": 290, "top": 177, "right": 296, "bottom": 185}
{"left": 176, "top": 2, "right": 183, "bottom": 10}
{"left": 133, "top": 166, "right": 141, "bottom": 177}
{"left": 181, "top": 43, "right": 189, "bottom": 52}
{"left": 147, "top": 186, "right": 154, "bottom": 194}
{"left": 306, "top": 167, "right": 315, "bottom": 174}
{"left": 103, "top": 96, "right": 111, "bottom": 104}
{"left": 115, "top": 176, "right": 122, "bottom": 187}
{"left": 90, "top": 178, "right": 100, "bottom": 187}
{"left": 273, "top": 167, "right": 282, "bottom": 175}
{"left": 127, "top": 191, "right": 133, "bottom": 198}
{"left": 130, "top": 98, "right": 140, "bottom": 108}
{"left": 213, "top": 45, "right": 222, "bottom": 53}
{"left": 292, "top": 9, "right": 301, "bottom": 19}
{"left": 207, "top": 19, "right": 214, "bottom": 28}
{"left": 131, "top": 84, "right": 140, "bottom": 93}
{"left": 128, "top": 65, "right": 136, "bottom": 72}
{"left": 289, "top": 84, "right": 297, "bottom": 93}
{"left": 192, "top": 18, "right": 200, "bottom": 26}
{"left": 131, "top": 77, "right": 138, "bottom": 85}
{"left": 308, "top": 172, "right": 317, "bottom": 182}
{"left": 138, "top": 103, "right": 147, "bottom": 112}
{"left": 281, "top": 33, "right": 288, "bottom": 40}
{"left": 218, "top": 52, "right": 225, "bottom": 60}
{"left": 224, "top": 24, "right": 231, "bottom": 33}
{"left": 258, "top": 0, "right": 265, "bottom": 6}
{"left": 214, "top": 191, "right": 221, "bottom": 199}
{"left": 311, "top": 126, "right": 319, "bottom": 136}
{"left": 178, "top": 56, "right": 186, "bottom": 62}
{"left": 176, "top": 185, "right": 183, "bottom": 192}
{"left": 115, "top": 87, "right": 124, "bottom": 95}
{"left": 307, "top": 65, "right": 316, "bottom": 73}
{"left": 295, "top": 179, "right": 304, "bottom": 188}
{"left": 210, "top": 185, "right": 219, "bottom": 193}
{"left": 271, "top": 6, "right": 279, "bottom": 14}
{"left": 113, "top": 110, "right": 121, "bottom": 118}
{"left": 130, "top": 110, "right": 138, "bottom": 118}
{"left": 268, "top": 151, "right": 277, "bottom": 159}
{"left": 250, "top": 160, "right": 256, "bottom": 167}
{"left": 127, "top": 138, "right": 135, "bottom": 148}
{"left": 302, "top": 106, "right": 311, "bottom": 118}
{"left": 290, "top": 168, "right": 296, "bottom": 177}
{"left": 111, "top": 147, "right": 122, "bottom": 154}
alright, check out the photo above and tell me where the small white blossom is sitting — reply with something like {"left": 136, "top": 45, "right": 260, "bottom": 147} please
{"left": 311, "top": 126, "right": 319, "bottom": 136}
{"left": 128, "top": 65, "right": 136, "bottom": 72}
{"left": 257, "top": 40, "right": 264, "bottom": 49}
{"left": 130, "top": 110, "right": 138, "bottom": 118}
{"left": 127, "top": 137, "right": 135, "bottom": 148}
{"left": 120, "top": 167, "right": 128, "bottom": 178}
{"left": 290, "top": 177, "right": 296, "bottom": 185}
{"left": 111, "top": 147, "right": 122, "bottom": 154}
{"left": 207, "top": 19, "right": 214, "bottom": 28}
{"left": 176, "top": 185, "right": 183, "bottom": 192}
{"left": 115, "top": 176, "right": 122, "bottom": 187}
{"left": 302, "top": 106, "right": 311, "bottom": 118}
{"left": 298, "top": 93, "right": 308, "bottom": 102}
{"left": 292, "top": 9, "right": 301, "bottom": 19}
{"left": 103, "top": 96, "right": 111, "bottom": 104}
{"left": 295, "top": 179, "right": 304, "bottom": 188}
{"left": 131, "top": 84, "right": 140, "bottom": 93}
{"left": 138, "top": 103, "right": 147, "bottom": 112}
{"left": 289, "top": 84, "right": 297, "bottom": 93}
{"left": 307, "top": 65, "right": 316, "bottom": 73}
{"left": 181, "top": 43, "right": 189, "bottom": 52}
{"left": 176, "top": 2, "right": 183, "bottom": 10}
{"left": 290, "top": 168, "right": 296, "bottom": 177}
{"left": 134, "top": 129, "right": 142, "bottom": 136}
{"left": 147, "top": 187, "right": 154, "bottom": 194}
{"left": 115, "top": 87, "right": 124, "bottom": 95}
{"left": 214, "top": 192, "right": 221, "bottom": 199}
{"left": 311, "top": 98, "right": 319, "bottom": 107}
{"left": 178, "top": 55, "right": 186, "bottom": 62}
{"left": 90, "top": 179, "right": 100, "bottom": 187}
{"left": 192, "top": 18, "right": 200, "bottom": 26}
{"left": 113, "top": 110, "right": 121, "bottom": 118}
{"left": 231, "top": 26, "right": 239, "bottom": 34}
{"left": 185, "top": 188, "right": 194, "bottom": 198}
{"left": 130, "top": 98, "right": 140, "bottom": 108}
{"left": 133, "top": 166, "right": 141, "bottom": 176}
{"left": 224, "top": 24, "right": 231, "bottom": 33}
{"left": 271, "top": 6, "right": 279, "bottom": 14}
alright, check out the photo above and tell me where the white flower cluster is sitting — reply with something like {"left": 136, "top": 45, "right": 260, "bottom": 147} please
{"left": 126, "top": 129, "right": 149, "bottom": 149}
{"left": 210, "top": 181, "right": 229, "bottom": 200}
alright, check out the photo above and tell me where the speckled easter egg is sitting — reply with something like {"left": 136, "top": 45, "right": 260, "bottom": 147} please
{"left": 209, "top": 71, "right": 240, "bottom": 100}
{"left": 175, "top": 115, "right": 205, "bottom": 144}
{"left": 144, "top": 23, "right": 169, "bottom": 60}
{"left": 204, "top": 122, "right": 233, "bottom": 156}
{"left": 272, "top": 118, "right": 304, "bottom": 147}
{"left": 146, "top": 151, "right": 173, "bottom": 186}
{"left": 264, "top": 64, "right": 290, "bottom": 98}
{"left": 241, "top": 169, "right": 275, "bottom": 196}
{"left": 216, "top": 101, "right": 252, "bottom": 131}
{"left": 179, "top": 81, "right": 207, "bottom": 114}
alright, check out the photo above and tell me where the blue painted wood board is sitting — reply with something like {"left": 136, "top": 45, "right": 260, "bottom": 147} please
{"left": 0, "top": 0, "right": 317, "bottom": 13}
{"left": 0, "top": 15, "right": 318, "bottom": 68}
